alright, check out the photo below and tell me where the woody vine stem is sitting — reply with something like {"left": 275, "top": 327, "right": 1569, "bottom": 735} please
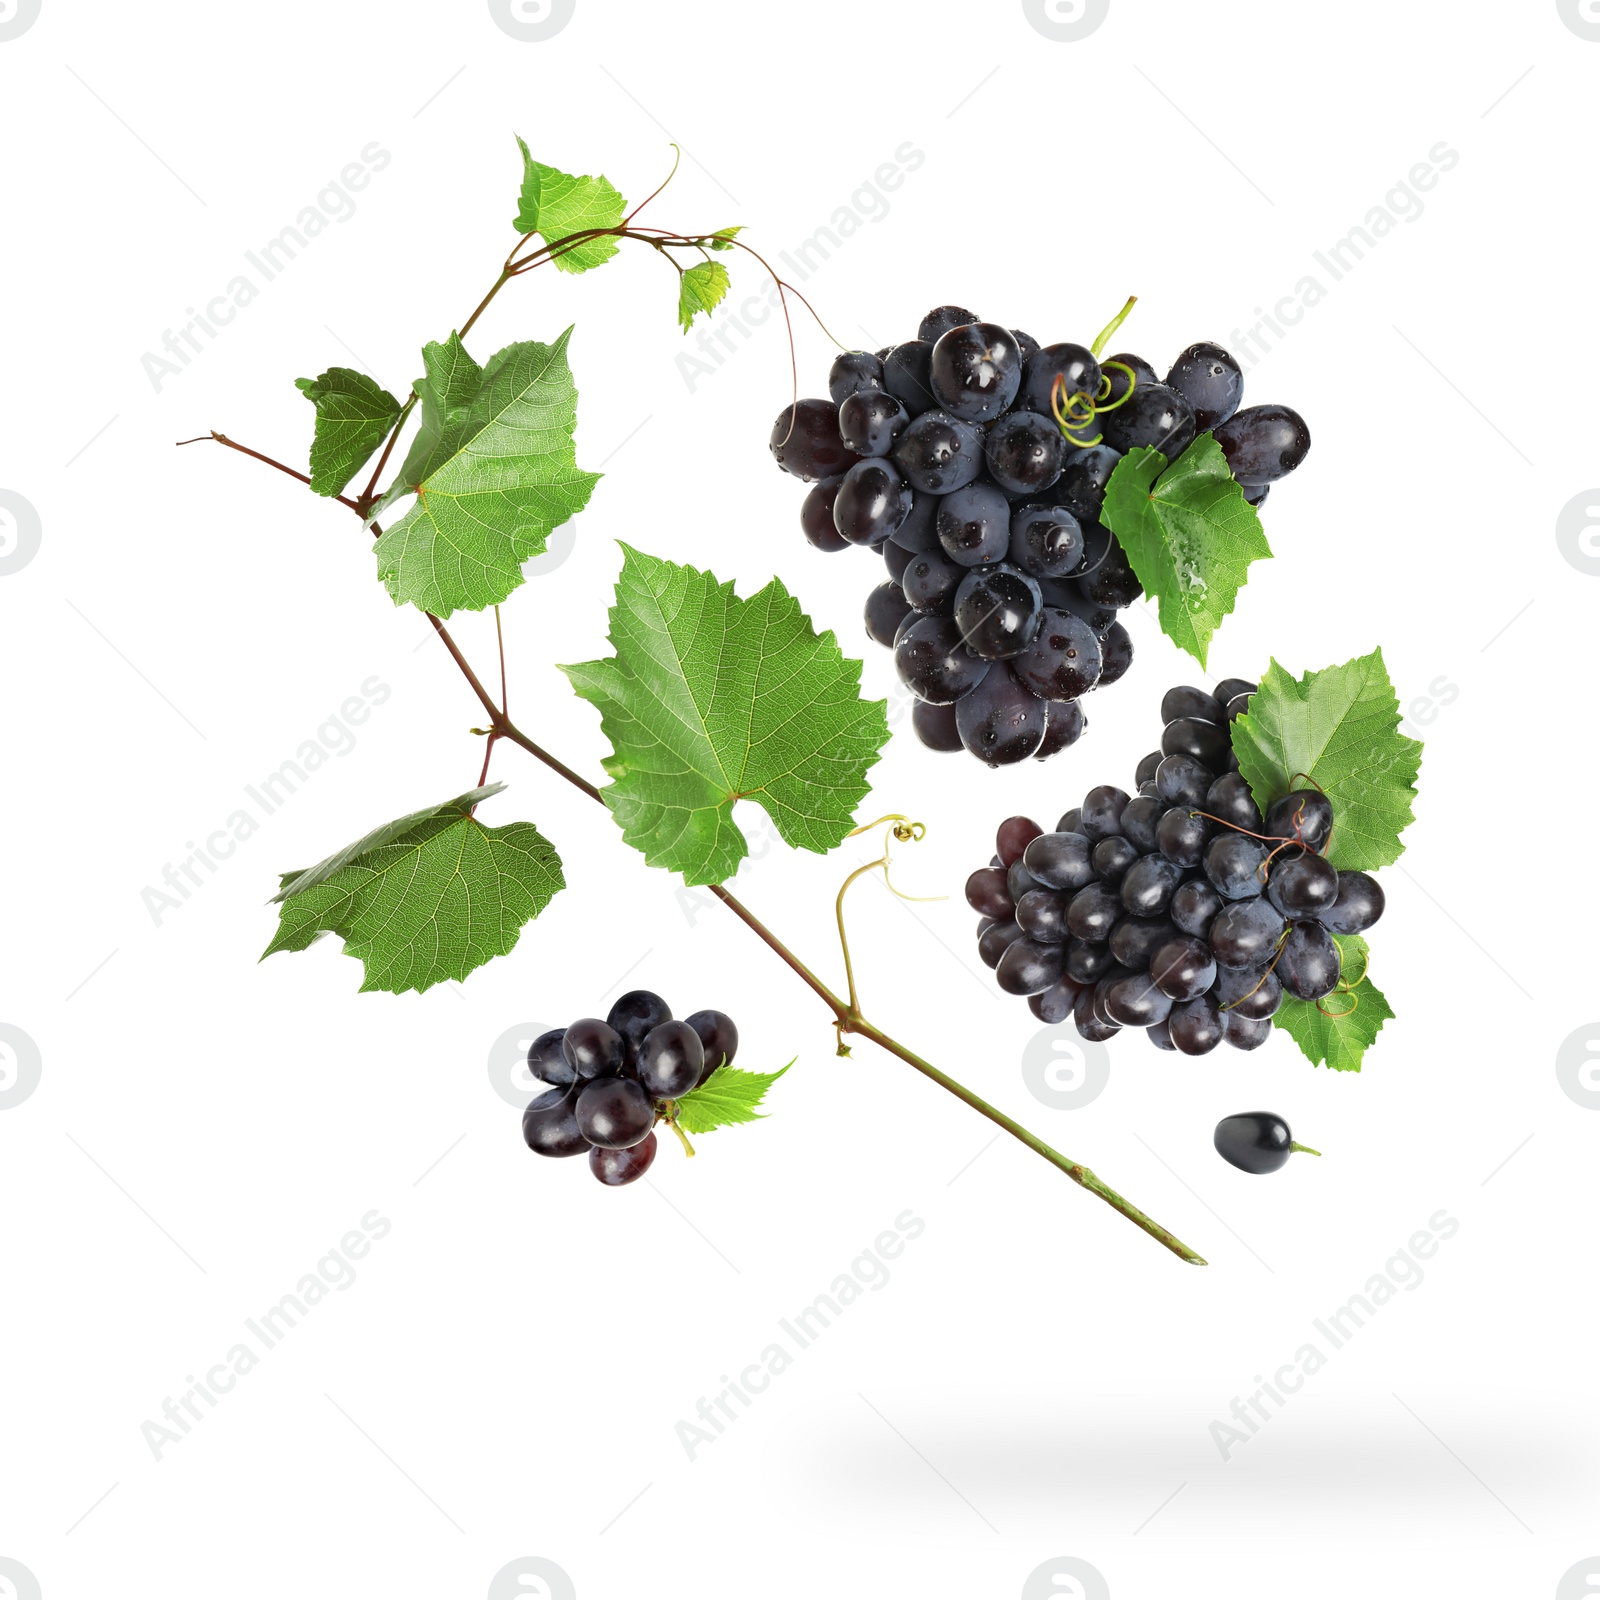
{"left": 181, "top": 185, "right": 1207, "bottom": 1268}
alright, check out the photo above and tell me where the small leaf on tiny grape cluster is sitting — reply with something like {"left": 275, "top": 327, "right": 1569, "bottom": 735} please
{"left": 673, "top": 1061, "right": 791, "bottom": 1134}
{"left": 1101, "top": 436, "right": 1272, "bottom": 667}
{"left": 513, "top": 137, "right": 626, "bottom": 274}
{"left": 295, "top": 368, "right": 401, "bottom": 496}
{"left": 705, "top": 226, "right": 742, "bottom": 252}
{"left": 561, "top": 545, "right": 890, "bottom": 886}
{"left": 370, "top": 330, "right": 600, "bottom": 617}
{"left": 1231, "top": 648, "right": 1422, "bottom": 872}
{"left": 678, "top": 260, "right": 730, "bottom": 331}
{"left": 263, "top": 783, "right": 563, "bottom": 994}
{"left": 1274, "top": 935, "right": 1392, "bottom": 1072}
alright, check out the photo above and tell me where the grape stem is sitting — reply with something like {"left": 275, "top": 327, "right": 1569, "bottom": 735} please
{"left": 184, "top": 207, "right": 1208, "bottom": 1269}
{"left": 1290, "top": 1142, "right": 1321, "bottom": 1157}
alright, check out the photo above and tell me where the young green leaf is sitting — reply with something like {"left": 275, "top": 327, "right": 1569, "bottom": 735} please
{"left": 1100, "top": 436, "right": 1272, "bottom": 667}
{"left": 705, "top": 226, "right": 742, "bottom": 252}
{"left": 513, "top": 137, "right": 626, "bottom": 274}
{"left": 1231, "top": 649, "right": 1422, "bottom": 871}
{"left": 673, "top": 1061, "right": 791, "bottom": 1134}
{"left": 677, "top": 260, "right": 730, "bottom": 331}
{"left": 371, "top": 331, "right": 600, "bottom": 617}
{"left": 561, "top": 545, "right": 890, "bottom": 886}
{"left": 294, "top": 368, "right": 402, "bottom": 496}
{"left": 263, "top": 783, "right": 563, "bottom": 994}
{"left": 1273, "top": 935, "right": 1392, "bottom": 1072}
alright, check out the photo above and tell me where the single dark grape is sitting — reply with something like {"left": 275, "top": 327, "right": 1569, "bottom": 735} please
{"left": 1101, "top": 382, "right": 1196, "bottom": 461}
{"left": 590, "top": 1133, "right": 657, "bottom": 1186}
{"left": 936, "top": 482, "right": 1013, "bottom": 566}
{"left": 1166, "top": 342, "right": 1243, "bottom": 431}
{"left": 1109, "top": 913, "right": 1179, "bottom": 970}
{"left": 1150, "top": 935, "right": 1217, "bottom": 1001}
{"left": 985, "top": 411, "right": 1065, "bottom": 496}
{"left": 1171, "top": 878, "right": 1223, "bottom": 938}
{"left": 1241, "top": 482, "right": 1269, "bottom": 507}
{"left": 1092, "top": 967, "right": 1135, "bottom": 1026}
{"left": 901, "top": 549, "right": 964, "bottom": 611}
{"left": 1162, "top": 716, "right": 1232, "bottom": 770}
{"left": 1205, "top": 833, "right": 1270, "bottom": 900}
{"left": 1022, "top": 830, "right": 1097, "bottom": 891}
{"left": 882, "top": 538, "right": 914, "bottom": 585}
{"left": 799, "top": 475, "right": 850, "bottom": 553}
{"left": 978, "top": 918, "right": 1026, "bottom": 969}
{"left": 1119, "top": 794, "right": 1163, "bottom": 854}
{"left": 1097, "top": 621, "right": 1134, "bottom": 686}
{"left": 1105, "top": 971, "right": 1175, "bottom": 1027}
{"left": 1206, "top": 772, "right": 1264, "bottom": 833}
{"left": 1222, "top": 1013, "right": 1272, "bottom": 1051}
{"left": 562, "top": 1018, "right": 625, "bottom": 1079}
{"left": 1092, "top": 836, "right": 1140, "bottom": 885}
{"left": 1214, "top": 1111, "right": 1316, "bottom": 1174}
{"left": 1076, "top": 535, "right": 1143, "bottom": 608}
{"left": 1168, "top": 995, "right": 1226, "bottom": 1056}
{"left": 1318, "top": 870, "right": 1385, "bottom": 935}
{"left": 770, "top": 399, "right": 860, "bottom": 481}
{"left": 1079, "top": 785, "right": 1130, "bottom": 841}
{"left": 606, "top": 992, "right": 672, "bottom": 1056}
{"left": 1066, "top": 938, "right": 1115, "bottom": 984}
{"left": 637, "top": 1020, "right": 705, "bottom": 1100}
{"left": 954, "top": 564, "right": 1044, "bottom": 660}
{"left": 894, "top": 614, "right": 991, "bottom": 704}
{"left": 881, "top": 340, "right": 938, "bottom": 416}
{"left": 522, "top": 1086, "right": 588, "bottom": 1157}
{"left": 1157, "top": 806, "right": 1214, "bottom": 867}
{"left": 1161, "top": 685, "right": 1225, "bottom": 725}
{"left": 1265, "top": 790, "right": 1334, "bottom": 852}
{"left": 965, "top": 866, "right": 1015, "bottom": 919}
{"left": 864, "top": 580, "right": 913, "bottom": 647}
{"left": 833, "top": 457, "right": 912, "bottom": 546}
{"left": 1008, "top": 858, "right": 1044, "bottom": 901}
{"left": 918, "top": 304, "right": 978, "bottom": 343}
{"left": 1038, "top": 575, "right": 1116, "bottom": 637}
{"left": 996, "top": 935, "right": 1066, "bottom": 996}
{"left": 912, "top": 697, "right": 963, "bottom": 752}
{"left": 1214, "top": 963, "right": 1283, "bottom": 1020}
{"left": 1213, "top": 404, "right": 1311, "bottom": 482}
{"left": 1277, "top": 920, "right": 1341, "bottom": 1000}
{"left": 1120, "top": 854, "right": 1186, "bottom": 916}
{"left": 526, "top": 1027, "right": 575, "bottom": 1088}
{"left": 1019, "top": 342, "right": 1100, "bottom": 418}
{"left": 1225, "top": 691, "right": 1253, "bottom": 722}
{"left": 891, "top": 410, "right": 984, "bottom": 494}
{"left": 1009, "top": 503, "right": 1085, "bottom": 580}
{"left": 1267, "top": 852, "right": 1339, "bottom": 917}
{"left": 1210, "top": 899, "right": 1287, "bottom": 968}
{"left": 893, "top": 489, "right": 942, "bottom": 553}
{"left": 685, "top": 1009, "right": 738, "bottom": 1079}
{"left": 1155, "top": 753, "right": 1213, "bottom": 809}
{"left": 1148, "top": 1018, "right": 1176, "bottom": 1050}
{"left": 929, "top": 322, "right": 1023, "bottom": 421}
{"left": 1134, "top": 750, "right": 1163, "bottom": 787}
{"left": 1016, "top": 888, "right": 1071, "bottom": 944}
{"left": 838, "top": 389, "right": 910, "bottom": 457}
{"left": 1052, "top": 444, "right": 1122, "bottom": 520}
{"left": 1057, "top": 806, "right": 1083, "bottom": 834}
{"left": 1099, "top": 352, "right": 1156, "bottom": 407}
{"left": 1073, "top": 982, "right": 1121, "bottom": 1042}
{"left": 956, "top": 664, "right": 1048, "bottom": 765}
{"left": 1067, "top": 882, "right": 1123, "bottom": 941}
{"left": 1034, "top": 697, "right": 1086, "bottom": 758}
{"left": 996, "top": 816, "right": 1044, "bottom": 865}
{"left": 575, "top": 1077, "right": 655, "bottom": 1149}
{"left": 1012, "top": 328, "right": 1040, "bottom": 362}
{"left": 828, "top": 349, "right": 884, "bottom": 404}
{"left": 1011, "top": 606, "right": 1101, "bottom": 700}
{"left": 1028, "top": 976, "right": 1081, "bottom": 1025}
{"left": 1214, "top": 677, "right": 1257, "bottom": 704}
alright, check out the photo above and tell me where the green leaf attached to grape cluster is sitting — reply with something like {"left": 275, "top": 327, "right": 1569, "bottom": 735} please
{"left": 513, "top": 137, "right": 626, "bottom": 274}
{"left": 677, "top": 260, "right": 730, "bottom": 331}
{"left": 295, "top": 367, "right": 402, "bottom": 496}
{"left": 562, "top": 545, "right": 890, "bottom": 886}
{"left": 263, "top": 784, "right": 564, "bottom": 994}
{"left": 673, "top": 1061, "right": 791, "bottom": 1134}
{"left": 1101, "top": 436, "right": 1272, "bottom": 667}
{"left": 371, "top": 330, "right": 600, "bottom": 618}
{"left": 1273, "top": 935, "right": 1392, "bottom": 1072}
{"left": 1231, "top": 648, "right": 1422, "bottom": 872}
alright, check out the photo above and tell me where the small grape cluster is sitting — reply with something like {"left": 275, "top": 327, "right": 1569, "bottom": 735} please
{"left": 521, "top": 991, "right": 738, "bottom": 1185}
{"left": 966, "top": 681, "right": 1385, "bottom": 1053}
{"left": 768, "top": 305, "right": 1311, "bottom": 766}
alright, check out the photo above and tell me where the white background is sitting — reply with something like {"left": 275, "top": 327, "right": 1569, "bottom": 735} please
{"left": 2, "top": 2, "right": 1598, "bottom": 1596}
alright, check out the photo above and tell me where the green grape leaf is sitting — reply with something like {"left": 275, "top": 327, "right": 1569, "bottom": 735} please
{"left": 673, "top": 1061, "right": 791, "bottom": 1134}
{"left": 1101, "top": 436, "right": 1272, "bottom": 667}
{"left": 561, "top": 545, "right": 890, "bottom": 886}
{"left": 1231, "top": 649, "right": 1422, "bottom": 871}
{"left": 371, "top": 331, "right": 600, "bottom": 617}
{"left": 705, "top": 226, "right": 742, "bottom": 252}
{"left": 262, "top": 783, "right": 563, "bottom": 994}
{"left": 1273, "top": 935, "right": 1392, "bottom": 1072}
{"left": 513, "top": 137, "right": 625, "bottom": 274}
{"left": 294, "top": 368, "right": 402, "bottom": 497}
{"left": 678, "top": 260, "right": 730, "bottom": 331}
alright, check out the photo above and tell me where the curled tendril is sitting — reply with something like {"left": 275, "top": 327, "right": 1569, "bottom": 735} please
{"left": 1092, "top": 360, "right": 1139, "bottom": 416}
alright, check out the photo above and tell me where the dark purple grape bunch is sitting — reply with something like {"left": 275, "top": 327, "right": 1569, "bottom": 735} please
{"left": 768, "top": 307, "right": 1310, "bottom": 768}
{"left": 965, "top": 680, "right": 1383, "bottom": 1054}
{"left": 521, "top": 991, "right": 739, "bottom": 1186}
